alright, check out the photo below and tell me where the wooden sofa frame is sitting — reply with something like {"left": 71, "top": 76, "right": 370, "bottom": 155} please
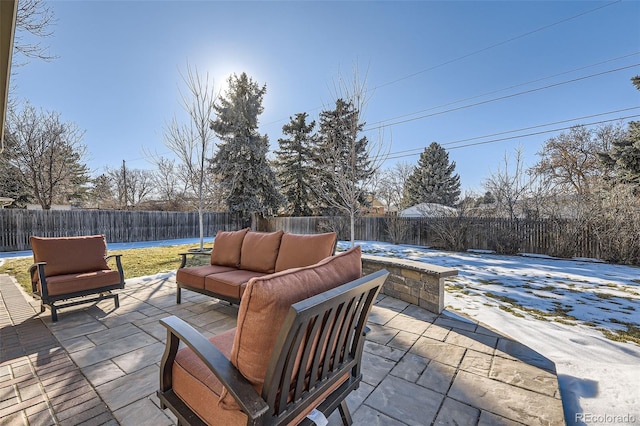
{"left": 158, "top": 269, "right": 389, "bottom": 426}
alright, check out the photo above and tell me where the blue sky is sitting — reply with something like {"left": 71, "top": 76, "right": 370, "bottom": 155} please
{"left": 10, "top": 0, "right": 640, "bottom": 193}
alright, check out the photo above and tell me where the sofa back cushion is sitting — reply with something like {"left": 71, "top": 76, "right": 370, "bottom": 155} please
{"left": 31, "top": 235, "right": 110, "bottom": 277}
{"left": 274, "top": 232, "right": 337, "bottom": 272}
{"left": 229, "top": 246, "right": 362, "bottom": 396}
{"left": 239, "top": 231, "right": 284, "bottom": 274}
{"left": 210, "top": 228, "right": 250, "bottom": 268}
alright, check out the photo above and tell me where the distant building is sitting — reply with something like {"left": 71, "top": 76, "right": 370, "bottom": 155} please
{"left": 362, "top": 197, "right": 386, "bottom": 216}
{"left": 399, "top": 203, "right": 457, "bottom": 218}
{"left": 0, "top": 197, "right": 14, "bottom": 208}
{"left": 26, "top": 204, "right": 73, "bottom": 210}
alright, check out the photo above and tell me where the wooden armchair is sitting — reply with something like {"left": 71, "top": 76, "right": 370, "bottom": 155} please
{"left": 158, "top": 246, "right": 388, "bottom": 425}
{"left": 29, "top": 235, "right": 125, "bottom": 321}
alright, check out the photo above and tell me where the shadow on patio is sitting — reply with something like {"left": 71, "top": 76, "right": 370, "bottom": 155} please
{"left": 0, "top": 273, "right": 565, "bottom": 425}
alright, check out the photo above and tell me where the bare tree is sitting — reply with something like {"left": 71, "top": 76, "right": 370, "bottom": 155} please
{"left": 532, "top": 124, "right": 624, "bottom": 195}
{"left": 14, "top": 0, "right": 56, "bottom": 64}
{"left": 6, "top": 102, "right": 89, "bottom": 209}
{"left": 378, "top": 162, "right": 413, "bottom": 212}
{"left": 152, "top": 157, "right": 189, "bottom": 210}
{"left": 483, "top": 147, "right": 531, "bottom": 220}
{"left": 106, "top": 165, "right": 154, "bottom": 209}
{"left": 315, "top": 66, "right": 388, "bottom": 247}
{"left": 482, "top": 147, "right": 531, "bottom": 254}
{"left": 156, "top": 64, "right": 218, "bottom": 250}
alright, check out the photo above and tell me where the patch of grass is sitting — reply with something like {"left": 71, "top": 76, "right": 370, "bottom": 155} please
{"left": 446, "top": 284, "right": 465, "bottom": 291}
{"left": 534, "top": 293, "right": 556, "bottom": 299}
{"left": 551, "top": 304, "right": 577, "bottom": 321}
{"left": 594, "top": 292, "right": 614, "bottom": 300}
{"left": 478, "top": 278, "right": 502, "bottom": 286}
{"left": 605, "top": 283, "right": 618, "bottom": 288}
{"left": 555, "top": 319, "right": 577, "bottom": 326}
{"left": 0, "top": 257, "right": 32, "bottom": 293}
{"left": 600, "top": 320, "right": 640, "bottom": 346}
{"left": 483, "top": 292, "right": 518, "bottom": 304}
{"left": 538, "top": 285, "right": 555, "bottom": 291}
{"left": 0, "top": 244, "right": 206, "bottom": 294}
{"left": 499, "top": 305, "right": 525, "bottom": 318}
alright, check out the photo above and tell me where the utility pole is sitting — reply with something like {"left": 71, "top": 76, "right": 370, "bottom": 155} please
{"left": 122, "top": 159, "right": 128, "bottom": 210}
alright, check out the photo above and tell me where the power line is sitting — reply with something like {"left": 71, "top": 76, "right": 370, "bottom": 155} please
{"left": 368, "top": 52, "right": 640, "bottom": 128}
{"left": 363, "top": 63, "right": 640, "bottom": 132}
{"left": 384, "top": 113, "right": 640, "bottom": 160}
{"left": 387, "top": 107, "right": 640, "bottom": 157}
{"left": 261, "top": 1, "right": 624, "bottom": 130}
{"left": 372, "top": 0, "right": 623, "bottom": 91}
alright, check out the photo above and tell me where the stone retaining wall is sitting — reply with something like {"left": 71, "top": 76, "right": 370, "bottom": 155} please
{"left": 362, "top": 254, "right": 458, "bottom": 314}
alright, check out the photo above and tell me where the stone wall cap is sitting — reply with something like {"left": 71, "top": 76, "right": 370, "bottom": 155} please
{"left": 362, "top": 254, "right": 458, "bottom": 278}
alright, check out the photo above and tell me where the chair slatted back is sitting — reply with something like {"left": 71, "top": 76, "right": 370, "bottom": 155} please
{"left": 262, "top": 269, "right": 388, "bottom": 425}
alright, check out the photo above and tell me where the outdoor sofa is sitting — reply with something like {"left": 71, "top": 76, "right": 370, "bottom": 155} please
{"left": 29, "top": 235, "right": 125, "bottom": 322}
{"left": 159, "top": 245, "right": 388, "bottom": 425}
{"left": 175, "top": 229, "right": 337, "bottom": 305}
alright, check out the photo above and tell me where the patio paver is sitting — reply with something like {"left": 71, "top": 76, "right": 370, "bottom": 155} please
{"left": 0, "top": 272, "right": 565, "bottom": 425}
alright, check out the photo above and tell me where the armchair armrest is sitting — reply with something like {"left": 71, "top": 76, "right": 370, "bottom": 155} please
{"left": 159, "top": 316, "right": 269, "bottom": 421}
{"left": 177, "top": 250, "right": 211, "bottom": 269}
{"left": 29, "top": 262, "right": 47, "bottom": 294}
{"left": 106, "top": 254, "right": 125, "bottom": 282}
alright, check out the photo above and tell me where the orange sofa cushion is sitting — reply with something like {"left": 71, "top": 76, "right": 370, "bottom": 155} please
{"left": 210, "top": 228, "right": 250, "bottom": 268}
{"left": 239, "top": 231, "right": 284, "bottom": 273}
{"left": 40, "top": 270, "right": 122, "bottom": 296}
{"left": 176, "top": 265, "right": 237, "bottom": 290}
{"left": 274, "top": 232, "right": 337, "bottom": 272}
{"left": 31, "top": 235, "right": 110, "bottom": 277}
{"left": 204, "top": 270, "right": 267, "bottom": 300}
{"left": 228, "top": 246, "right": 362, "bottom": 398}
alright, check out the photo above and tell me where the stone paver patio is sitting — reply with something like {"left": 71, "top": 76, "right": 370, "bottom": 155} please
{"left": 0, "top": 272, "right": 565, "bottom": 425}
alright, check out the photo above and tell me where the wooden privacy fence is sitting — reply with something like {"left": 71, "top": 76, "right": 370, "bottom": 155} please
{"left": 256, "top": 215, "right": 606, "bottom": 260}
{"left": 0, "top": 210, "right": 246, "bottom": 252}
{"left": 3, "top": 210, "right": 633, "bottom": 262}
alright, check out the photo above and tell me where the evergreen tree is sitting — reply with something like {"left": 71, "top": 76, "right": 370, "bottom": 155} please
{"left": 313, "top": 98, "right": 372, "bottom": 214}
{"left": 210, "top": 73, "right": 283, "bottom": 219}
{"left": 404, "top": 142, "right": 461, "bottom": 207}
{"left": 0, "top": 135, "right": 30, "bottom": 207}
{"left": 599, "top": 78, "right": 640, "bottom": 188}
{"left": 274, "top": 113, "right": 316, "bottom": 216}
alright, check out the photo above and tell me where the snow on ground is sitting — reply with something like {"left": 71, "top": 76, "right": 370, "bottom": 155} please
{"left": 339, "top": 241, "right": 640, "bottom": 426}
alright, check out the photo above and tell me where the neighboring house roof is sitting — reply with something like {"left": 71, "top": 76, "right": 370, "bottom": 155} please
{"left": 399, "top": 203, "right": 457, "bottom": 217}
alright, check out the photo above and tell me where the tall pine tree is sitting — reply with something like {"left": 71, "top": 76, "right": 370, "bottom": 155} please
{"left": 404, "top": 142, "right": 461, "bottom": 207}
{"left": 313, "top": 98, "right": 372, "bottom": 214}
{"left": 210, "top": 73, "right": 283, "bottom": 219}
{"left": 274, "top": 113, "right": 316, "bottom": 216}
